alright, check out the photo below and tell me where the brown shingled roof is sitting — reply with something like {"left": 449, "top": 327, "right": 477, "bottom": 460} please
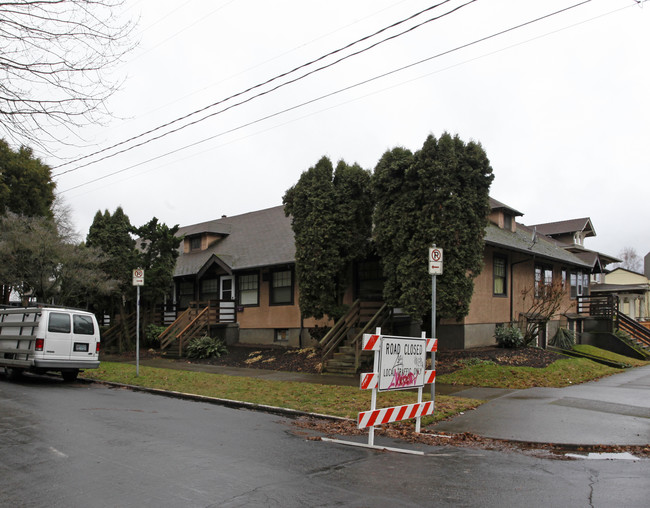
{"left": 531, "top": 218, "right": 595, "bottom": 238}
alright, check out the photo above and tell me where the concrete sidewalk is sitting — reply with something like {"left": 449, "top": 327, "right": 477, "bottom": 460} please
{"left": 432, "top": 365, "right": 650, "bottom": 446}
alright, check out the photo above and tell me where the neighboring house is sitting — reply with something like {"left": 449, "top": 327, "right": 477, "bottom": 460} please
{"left": 165, "top": 198, "right": 615, "bottom": 351}
{"left": 170, "top": 205, "right": 320, "bottom": 346}
{"left": 591, "top": 267, "right": 650, "bottom": 322}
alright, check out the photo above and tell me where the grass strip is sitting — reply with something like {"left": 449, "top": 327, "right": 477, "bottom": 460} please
{"left": 572, "top": 344, "right": 648, "bottom": 367}
{"left": 82, "top": 362, "right": 481, "bottom": 424}
{"left": 437, "top": 357, "right": 622, "bottom": 389}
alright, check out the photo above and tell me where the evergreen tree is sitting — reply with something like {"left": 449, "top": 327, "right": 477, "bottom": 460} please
{"left": 283, "top": 156, "right": 372, "bottom": 320}
{"left": 133, "top": 217, "right": 181, "bottom": 311}
{"left": 373, "top": 133, "right": 494, "bottom": 322}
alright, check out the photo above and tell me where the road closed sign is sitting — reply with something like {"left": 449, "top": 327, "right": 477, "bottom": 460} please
{"left": 428, "top": 247, "right": 443, "bottom": 275}
{"left": 378, "top": 336, "right": 426, "bottom": 391}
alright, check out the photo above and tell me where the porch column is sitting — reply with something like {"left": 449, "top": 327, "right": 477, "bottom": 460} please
{"left": 640, "top": 295, "right": 646, "bottom": 320}
{"left": 629, "top": 296, "right": 637, "bottom": 320}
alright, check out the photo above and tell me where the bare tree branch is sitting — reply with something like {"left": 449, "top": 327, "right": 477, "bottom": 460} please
{"left": 0, "top": 0, "right": 137, "bottom": 152}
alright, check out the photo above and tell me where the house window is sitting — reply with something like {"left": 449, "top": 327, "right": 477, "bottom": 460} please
{"left": 270, "top": 269, "right": 293, "bottom": 305}
{"left": 189, "top": 236, "right": 201, "bottom": 251}
{"left": 535, "top": 265, "right": 553, "bottom": 297}
{"left": 493, "top": 255, "right": 507, "bottom": 296}
{"left": 582, "top": 273, "right": 590, "bottom": 297}
{"left": 238, "top": 272, "right": 259, "bottom": 306}
{"left": 570, "top": 272, "right": 578, "bottom": 298}
{"left": 561, "top": 269, "right": 567, "bottom": 290}
{"left": 503, "top": 214, "right": 512, "bottom": 231}
{"left": 570, "top": 270, "right": 588, "bottom": 299}
{"left": 179, "top": 281, "right": 194, "bottom": 309}
{"left": 200, "top": 278, "right": 219, "bottom": 301}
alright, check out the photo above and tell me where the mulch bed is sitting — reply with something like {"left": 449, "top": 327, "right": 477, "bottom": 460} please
{"left": 128, "top": 344, "right": 564, "bottom": 375}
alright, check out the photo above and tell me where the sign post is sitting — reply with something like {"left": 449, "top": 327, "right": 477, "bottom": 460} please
{"left": 428, "top": 246, "right": 442, "bottom": 401}
{"left": 132, "top": 268, "right": 145, "bottom": 376}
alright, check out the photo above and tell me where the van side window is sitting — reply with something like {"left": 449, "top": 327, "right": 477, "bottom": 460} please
{"left": 48, "top": 313, "right": 71, "bottom": 333}
{"left": 73, "top": 315, "right": 95, "bottom": 335}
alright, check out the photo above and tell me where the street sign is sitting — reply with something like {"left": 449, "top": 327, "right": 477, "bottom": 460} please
{"left": 132, "top": 268, "right": 145, "bottom": 286}
{"left": 428, "top": 247, "right": 443, "bottom": 275}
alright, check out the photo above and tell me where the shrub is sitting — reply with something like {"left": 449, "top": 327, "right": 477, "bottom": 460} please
{"left": 145, "top": 324, "right": 167, "bottom": 348}
{"left": 460, "top": 357, "right": 496, "bottom": 368}
{"left": 550, "top": 328, "right": 575, "bottom": 349}
{"left": 495, "top": 324, "right": 525, "bottom": 348}
{"left": 308, "top": 326, "right": 331, "bottom": 343}
{"left": 185, "top": 336, "right": 228, "bottom": 359}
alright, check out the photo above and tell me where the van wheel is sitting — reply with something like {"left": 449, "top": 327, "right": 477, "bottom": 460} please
{"left": 4, "top": 367, "right": 23, "bottom": 381}
{"left": 61, "top": 369, "right": 79, "bottom": 382}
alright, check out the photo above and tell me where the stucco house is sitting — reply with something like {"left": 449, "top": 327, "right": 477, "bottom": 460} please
{"left": 160, "top": 198, "right": 615, "bottom": 354}
{"left": 591, "top": 267, "right": 650, "bottom": 322}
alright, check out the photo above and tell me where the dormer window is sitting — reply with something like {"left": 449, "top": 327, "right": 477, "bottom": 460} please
{"left": 190, "top": 236, "right": 202, "bottom": 251}
{"left": 504, "top": 214, "right": 512, "bottom": 231}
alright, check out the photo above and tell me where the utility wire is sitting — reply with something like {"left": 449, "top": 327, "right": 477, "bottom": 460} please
{"left": 59, "top": 0, "right": 594, "bottom": 194}
{"left": 52, "top": 0, "right": 466, "bottom": 175}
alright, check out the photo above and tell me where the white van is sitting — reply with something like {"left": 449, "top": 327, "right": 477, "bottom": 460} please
{"left": 0, "top": 306, "right": 100, "bottom": 381}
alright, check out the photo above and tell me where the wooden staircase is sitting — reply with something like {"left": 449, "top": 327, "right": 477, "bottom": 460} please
{"left": 320, "top": 300, "right": 392, "bottom": 375}
{"left": 616, "top": 311, "right": 650, "bottom": 358}
{"left": 159, "top": 301, "right": 222, "bottom": 358}
{"left": 101, "top": 312, "right": 136, "bottom": 353}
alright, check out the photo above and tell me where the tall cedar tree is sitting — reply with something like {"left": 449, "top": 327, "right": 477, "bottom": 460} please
{"left": 373, "top": 133, "right": 494, "bottom": 321}
{"left": 284, "top": 156, "right": 372, "bottom": 320}
{"left": 132, "top": 218, "right": 181, "bottom": 312}
{"left": 86, "top": 207, "right": 138, "bottom": 317}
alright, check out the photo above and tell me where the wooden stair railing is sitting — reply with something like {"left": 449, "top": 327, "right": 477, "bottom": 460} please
{"left": 616, "top": 310, "right": 650, "bottom": 349}
{"left": 159, "top": 307, "right": 195, "bottom": 350}
{"left": 319, "top": 300, "right": 361, "bottom": 362}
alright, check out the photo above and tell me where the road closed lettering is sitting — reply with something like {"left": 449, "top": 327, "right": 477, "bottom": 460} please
{"left": 379, "top": 336, "right": 426, "bottom": 391}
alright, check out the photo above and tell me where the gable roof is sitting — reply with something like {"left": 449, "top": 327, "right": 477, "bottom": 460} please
{"left": 489, "top": 197, "right": 523, "bottom": 216}
{"left": 174, "top": 205, "right": 294, "bottom": 277}
{"left": 531, "top": 218, "right": 595, "bottom": 239}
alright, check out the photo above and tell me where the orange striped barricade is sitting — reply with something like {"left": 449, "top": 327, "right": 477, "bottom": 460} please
{"left": 359, "top": 328, "right": 437, "bottom": 447}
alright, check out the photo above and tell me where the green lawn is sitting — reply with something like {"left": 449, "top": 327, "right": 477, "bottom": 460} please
{"left": 82, "top": 362, "right": 481, "bottom": 423}
{"left": 82, "top": 346, "right": 647, "bottom": 423}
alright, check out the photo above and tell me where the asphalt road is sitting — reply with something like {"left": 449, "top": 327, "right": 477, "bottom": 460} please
{"left": 1, "top": 374, "right": 649, "bottom": 507}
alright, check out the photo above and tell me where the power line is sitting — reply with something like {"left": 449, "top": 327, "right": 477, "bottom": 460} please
{"left": 59, "top": 0, "right": 595, "bottom": 194}
{"left": 52, "top": 0, "right": 469, "bottom": 175}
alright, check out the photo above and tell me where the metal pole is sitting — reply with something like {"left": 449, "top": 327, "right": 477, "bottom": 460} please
{"left": 431, "top": 273, "right": 436, "bottom": 401}
{"left": 136, "top": 285, "right": 140, "bottom": 377}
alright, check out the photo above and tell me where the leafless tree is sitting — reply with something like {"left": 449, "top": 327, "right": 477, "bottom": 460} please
{"left": 0, "top": 0, "right": 136, "bottom": 151}
{"left": 519, "top": 281, "right": 570, "bottom": 346}
{"left": 614, "top": 246, "right": 642, "bottom": 273}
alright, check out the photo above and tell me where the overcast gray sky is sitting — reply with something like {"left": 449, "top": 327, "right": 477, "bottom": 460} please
{"left": 49, "top": 0, "right": 649, "bottom": 262}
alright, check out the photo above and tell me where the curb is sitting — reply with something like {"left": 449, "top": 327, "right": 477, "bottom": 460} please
{"left": 82, "top": 377, "right": 350, "bottom": 423}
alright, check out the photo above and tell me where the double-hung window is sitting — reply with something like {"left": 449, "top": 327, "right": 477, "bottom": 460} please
{"left": 238, "top": 272, "right": 259, "bottom": 306}
{"left": 493, "top": 255, "right": 507, "bottom": 296}
{"left": 270, "top": 269, "right": 293, "bottom": 305}
{"left": 535, "top": 265, "right": 553, "bottom": 297}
